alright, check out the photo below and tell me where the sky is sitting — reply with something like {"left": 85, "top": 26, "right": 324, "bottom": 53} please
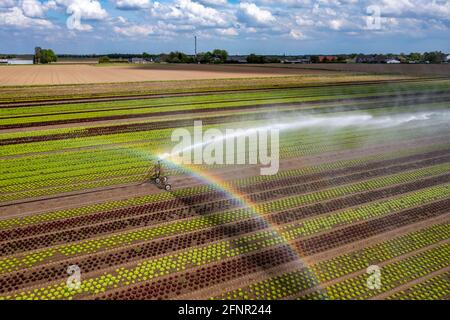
{"left": 0, "top": 0, "right": 449, "bottom": 55}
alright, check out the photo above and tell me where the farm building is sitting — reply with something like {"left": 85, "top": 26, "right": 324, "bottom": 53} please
{"left": 0, "top": 59, "right": 33, "bottom": 65}
{"left": 319, "top": 56, "right": 338, "bottom": 62}
{"left": 129, "top": 57, "right": 152, "bottom": 64}
{"left": 282, "top": 58, "right": 311, "bottom": 64}
{"left": 386, "top": 59, "right": 401, "bottom": 64}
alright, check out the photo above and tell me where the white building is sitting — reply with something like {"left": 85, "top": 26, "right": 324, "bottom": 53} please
{"left": 6, "top": 59, "right": 34, "bottom": 65}
{"left": 386, "top": 59, "right": 401, "bottom": 64}
{"left": 130, "top": 57, "right": 152, "bottom": 64}
{"left": 446, "top": 55, "right": 450, "bottom": 62}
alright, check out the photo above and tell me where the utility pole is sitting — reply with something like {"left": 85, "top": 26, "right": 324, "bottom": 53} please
{"left": 194, "top": 36, "right": 198, "bottom": 61}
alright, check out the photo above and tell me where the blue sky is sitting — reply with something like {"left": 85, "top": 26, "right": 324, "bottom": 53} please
{"left": 0, "top": 0, "right": 449, "bottom": 54}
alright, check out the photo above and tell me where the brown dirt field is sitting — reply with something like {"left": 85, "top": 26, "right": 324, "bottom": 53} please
{"left": 271, "top": 63, "right": 450, "bottom": 76}
{"left": 0, "top": 64, "right": 329, "bottom": 86}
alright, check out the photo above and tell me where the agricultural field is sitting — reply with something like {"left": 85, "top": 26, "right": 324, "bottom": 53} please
{"left": 0, "top": 63, "right": 336, "bottom": 86}
{"left": 0, "top": 69, "right": 449, "bottom": 300}
{"left": 271, "top": 63, "right": 450, "bottom": 76}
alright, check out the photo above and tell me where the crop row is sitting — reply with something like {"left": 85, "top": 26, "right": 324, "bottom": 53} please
{"left": 6, "top": 79, "right": 448, "bottom": 118}
{"left": 263, "top": 173, "right": 450, "bottom": 226}
{"left": 301, "top": 242, "right": 450, "bottom": 300}
{"left": 2, "top": 144, "right": 448, "bottom": 231}
{"left": 4, "top": 81, "right": 450, "bottom": 126}
{"left": 4, "top": 97, "right": 450, "bottom": 146}
{"left": 1, "top": 244, "right": 297, "bottom": 300}
{"left": 386, "top": 271, "right": 450, "bottom": 300}
{"left": 99, "top": 220, "right": 450, "bottom": 300}
{"left": 2, "top": 109, "right": 448, "bottom": 158}
{"left": 2, "top": 121, "right": 448, "bottom": 183}
{"left": 279, "top": 182, "right": 450, "bottom": 240}
{"left": 1, "top": 175, "right": 449, "bottom": 276}
{"left": 3, "top": 127, "right": 449, "bottom": 182}
{"left": 212, "top": 222, "right": 450, "bottom": 300}
{"left": 5, "top": 153, "right": 450, "bottom": 242}
{"left": 0, "top": 76, "right": 443, "bottom": 103}
{"left": 3, "top": 199, "right": 447, "bottom": 297}
{"left": 0, "top": 88, "right": 338, "bottom": 117}
{"left": 0, "top": 86, "right": 386, "bottom": 122}
{"left": 0, "top": 220, "right": 278, "bottom": 296}
{"left": 2, "top": 193, "right": 449, "bottom": 299}
{"left": 3, "top": 155, "right": 450, "bottom": 250}
{"left": 0, "top": 123, "right": 382, "bottom": 175}
{"left": 294, "top": 197, "right": 450, "bottom": 256}
{"left": 3, "top": 127, "right": 450, "bottom": 202}
{"left": 0, "top": 117, "right": 411, "bottom": 158}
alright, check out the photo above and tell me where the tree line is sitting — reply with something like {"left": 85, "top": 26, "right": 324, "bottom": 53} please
{"left": 162, "top": 49, "right": 229, "bottom": 64}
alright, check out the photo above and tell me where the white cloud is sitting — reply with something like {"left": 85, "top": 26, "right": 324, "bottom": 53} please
{"left": 0, "top": 6, "right": 53, "bottom": 28}
{"left": 21, "top": 0, "right": 48, "bottom": 18}
{"left": 114, "top": 24, "right": 155, "bottom": 37}
{"left": 195, "top": 0, "right": 227, "bottom": 6}
{"left": 2, "top": 0, "right": 450, "bottom": 49}
{"left": 328, "top": 19, "right": 344, "bottom": 30}
{"left": 238, "top": 2, "right": 276, "bottom": 26}
{"left": 50, "top": 0, "right": 107, "bottom": 31}
{"left": 116, "top": 15, "right": 127, "bottom": 24}
{"left": 115, "top": 0, "right": 150, "bottom": 10}
{"left": 151, "top": 0, "right": 231, "bottom": 27}
{"left": 59, "top": 0, "right": 107, "bottom": 20}
{"left": 217, "top": 27, "right": 238, "bottom": 36}
{"left": 376, "top": 0, "right": 450, "bottom": 20}
{"left": 0, "top": 0, "right": 16, "bottom": 7}
{"left": 289, "top": 29, "right": 305, "bottom": 39}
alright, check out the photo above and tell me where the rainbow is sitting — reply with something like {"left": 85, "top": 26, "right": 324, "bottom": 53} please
{"left": 158, "top": 153, "right": 327, "bottom": 298}
{"left": 82, "top": 135, "right": 327, "bottom": 297}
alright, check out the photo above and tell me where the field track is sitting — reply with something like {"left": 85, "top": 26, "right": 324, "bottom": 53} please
{"left": 0, "top": 74, "right": 449, "bottom": 300}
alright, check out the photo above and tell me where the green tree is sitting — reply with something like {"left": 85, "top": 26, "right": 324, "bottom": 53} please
{"left": 310, "top": 55, "right": 320, "bottom": 63}
{"left": 409, "top": 52, "right": 423, "bottom": 62}
{"left": 197, "top": 51, "right": 213, "bottom": 64}
{"left": 247, "top": 54, "right": 265, "bottom": 64}
{"left": 212, "top": 49, "right": 229, "bottom": 63}
{"left": 423, "top": 51, "right": 445, "bottom": 64}
{"left": 165, "top": 51, "right": 194, "bottom": 63}
{"left": 40, "top": 49, "right": 57, "bottom": 64}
